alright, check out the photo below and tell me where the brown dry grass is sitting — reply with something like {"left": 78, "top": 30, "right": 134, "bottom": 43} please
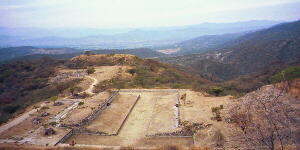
{"left": 1, "top": 144, "right": 298, "bottom": 150}
{"left": 275, "top": 78, "right": 300, "bottom": 98}
{"left": 69, "top": 54, "right": 140, "bottom": 67}
{"left": 0, "top": 144, "right": 213, "bottom": 150}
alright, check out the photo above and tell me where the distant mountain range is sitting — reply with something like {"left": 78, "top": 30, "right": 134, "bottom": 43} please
{"left": 0, "top": 46, "right": 79, "bottom": 62}
{"left": 0, "top": 20, "right": 281, "bottom": 49}
{"left": 159, "top": 20, "right": 300, "bottom": 81}
{"left": 166, "top": 32, "right": 247, "bottom": 55}
{"left": 0, "top": 47, "right": 166, "bottom": 63}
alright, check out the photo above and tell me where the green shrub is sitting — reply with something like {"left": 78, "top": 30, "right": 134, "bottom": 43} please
{"left": 86, "top": 67, "right": 96, "bottom": 74}
{"left": 270, "top": 66, "right": 300, "bottom": 83}
{"left": 208, "top": 87, "right": 224, "bottom": 96}
{"left": 84, "top": 50, "right": 92, "bottom": 56}
{"left": 127, "top": 68, "right": 137, "bottom": 76}
{"left": 211, "top": 105, "right": 223, "bottom": 121}
{"left": 220, "top": 105, "right": 224, "bottom": 109}
{"left": 69, "top": 86, "right": 82, "bottom": 96}
{"left": 49, "top": 96, "right": 58, "bottom": 102}
{"left": 78, "top": 102, "right": 84, "bottom": 105}
{"left": 49, "top": 121, "right": 57, "bottom": 127}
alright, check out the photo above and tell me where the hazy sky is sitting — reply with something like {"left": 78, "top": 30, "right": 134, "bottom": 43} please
{"left": 0, "top": 0, "right": 300, "bottom": 28}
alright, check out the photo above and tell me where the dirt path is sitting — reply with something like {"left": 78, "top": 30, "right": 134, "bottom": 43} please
{"left": 83, "top": 76, "right": 98, "bottom": 95}
{"left": 81, "top": 66, "right": 123, "bottom": 95}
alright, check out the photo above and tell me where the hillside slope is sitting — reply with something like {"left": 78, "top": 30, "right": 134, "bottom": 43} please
{"left": 0, "top": 54, "right": 210, "bottom": 124}
{"left": 0, "top": 46, "right": 78, "bottom": 62}
{"left": 170, "top": 32, "right": 246, "bottom": 55}
{"left": 159, "top": 20, "right": 300, "bottom": 81}
{"left": 67, "top": 54, "right": 210, "bottom": 89}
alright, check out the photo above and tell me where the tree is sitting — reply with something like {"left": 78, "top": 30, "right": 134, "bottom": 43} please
{"left": 69, "top": 86, "right": 82, "bottom": 96}
{"left": 208, "top": 87, "right": 224, "bottom": 96}
{"left": 55, "top": 83, "right": 65, "bottom": 93}
{"left": 211, "top": 105, "right": 223, "bottom": 121}
{"left": 84, "top": 50, "right": 92, "bottom": 56}
{"left": 86, "top": 67, "right": 95, "bottom": 75}
{"left": 228, "top": 85, "right": 297, "bottom": 150}
{"left": 50, "top": 96, "right": 58, "bottom": 102}
{"left": 127, "top": 68, "right": 136, "bottom": 76}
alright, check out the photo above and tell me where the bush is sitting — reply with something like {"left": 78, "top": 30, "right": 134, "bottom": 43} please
{"left": 86, "top": 67, "right": 96, "bottom": 74}
{"left": 78, "top": 102, "right": 84, "bottom": 105}
{"left": 69, "top": 86, "right": 82, "bottom": 96}
{"left": 49, "top": 96, "right": 58, "bottom": 102}
{"left": 270, "top": 66, "right": 300, "bottom": 83}
{"left": 49, "top": 121, "right": 57, "bottom": 127}
{"left": 220, "top": 104, "right": 224, "bottom": 109}
{"left": 208, "top": 87, "right": 224, "bottom": 96}
{"left": 84, "top": 51, "right": 92, "bottom": 56}
{"left": 127, "top": 68, "right": 137, "bottom": 76}
{"left": 211, "top": 105, "right": 223, "bottom": 121}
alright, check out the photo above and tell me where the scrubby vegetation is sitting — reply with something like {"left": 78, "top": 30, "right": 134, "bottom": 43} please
{"left": 208, "top": 87, "right": 224, "bottom": 96}
{"left": 66, "top": 54, "right": 144, "bottom": 69}
{"left": 211, "top": 105, "right": 223, "bottom": 121}
{"left": 0, "top": 58, "right": 81, "bottom": 124}
{"left": 86, "top": 67, "right": 95, "bottom": 74}
{"left": 269, "top": 65, "right": 300, "bottom": 83}
{"left": 93, "top": 58, "right": 211, "bottom": 91}
{"left": 228, "top": 86, "right": 299, "bottom": 150}
{"left": 158, "top": 21, "right": 300, "bottom": 97}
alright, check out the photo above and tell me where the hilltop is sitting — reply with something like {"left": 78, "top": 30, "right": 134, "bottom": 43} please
{"left": 0, "top": 54, "right": 210, "bottom": 124}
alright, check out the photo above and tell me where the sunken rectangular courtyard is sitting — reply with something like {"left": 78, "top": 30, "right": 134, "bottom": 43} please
{"left": 63, "top": 89, "right": 194, "bottom": 147}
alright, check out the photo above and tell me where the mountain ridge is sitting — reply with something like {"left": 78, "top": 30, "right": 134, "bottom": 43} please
{"left": 159, "top": 20, "right": 300, "bottom": 81}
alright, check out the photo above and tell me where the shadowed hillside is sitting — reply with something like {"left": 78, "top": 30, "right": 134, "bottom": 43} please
{"left": 159, "top": 20, "right": 300, "bottom": 81}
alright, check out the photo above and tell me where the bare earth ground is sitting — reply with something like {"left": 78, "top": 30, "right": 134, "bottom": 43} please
{"left": 147, "top": 92, "right": 178, "bottom": 135}
{"left": 77, "top": 77, "right": 93, "bottom": 92}
{"left": 66, "top": 91, "right": 192, "bottom": 146}
{"left": 86, "top": 93, "right": 139, "bottom": 134}
{"left": 19, "top": 126, "right": 71, "bottom": 146}
{"left": 0, "top": 64, "right": 239, "bottom": 148}
{"left": 0, "top": 66, "right": 125, "bottom": 146}
{"left": 179, "top": 90, "right": 235, "bottom": 148}
{"left": 90, "top": 66, "right": 126, "bottom": 83}
{"left": 0, "top": 100, "right": 72, "bottom": 140}
{"left": 61, "top": 92, "right": 111, "bottom": 125}
{"left": 157, "top": 48, "right": 181, "bottom": 54}
{"left": 58, "top": 66, "right": 127, "bottom": 96}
